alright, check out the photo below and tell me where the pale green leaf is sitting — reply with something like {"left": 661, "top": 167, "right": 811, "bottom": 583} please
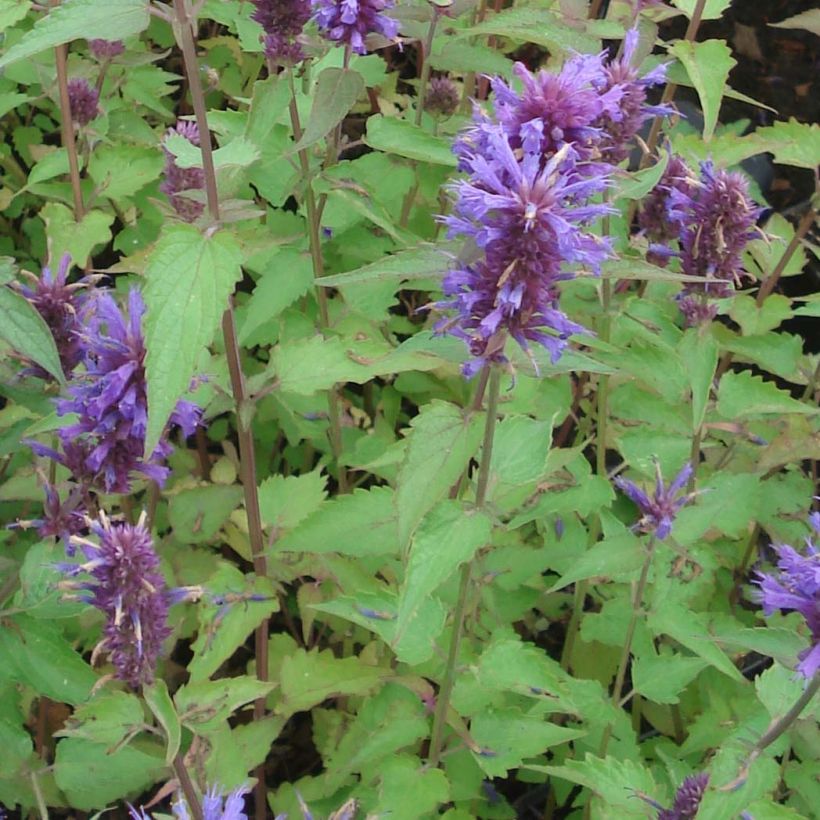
{"left": 317, "top": 245, "right": 449, "bottom": 288}
{"left": 258, "top": 468, "right": 327, "bottom": 532}
{"left": 366, "top": 116, "right": 457, "bottom": 166}
{"left": 89, "top": 145, "right": 163, "bottom": 201}
{"left": 769, "top": 9, "right": 820, "bottom": 37}
{"left": 752, "top": 119, "right": 820, "bottom": 170}
{"left": 717, "top": 371, "right": 817, "bottom": 418}
{"left": 294, "top": 68, "right": 365, "bottom": 151}
{"left": 548, "top": 532, "right": 644, "bottom": 593}
{"left": 632, "top": 651, "right": 708, "bottom": 704}
{"left": 40, "top": 203, "right": 114, "bottom": 268}
{"left": 168, "top": 484, "right": 244, "bottom": 544}
{"left": 672, "top": 0, "right": 732, "bottom": 20}
{"left": 143, "top": 680, "right": 181, "bottom": 765}
{"left": 678, "top": 328, "right": 718, "bottom": 432}
{"left": 56, "top": 690, "right": 144, "bottom": 747}
{"left": 143, "top": 224, "right": 242, "bottom": 455}
{"left": 175, "top": 675, "right": 276, "bottom": 732}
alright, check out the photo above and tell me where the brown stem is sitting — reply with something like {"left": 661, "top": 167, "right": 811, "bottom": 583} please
{"left": 173, "top": 753, "right": 204, "bottom": 820}
{"left": 171, "top": 4, "right": 269, "bottom": 817}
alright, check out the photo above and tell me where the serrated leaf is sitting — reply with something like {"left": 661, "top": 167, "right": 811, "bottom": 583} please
{"left": 0, "top": 286, "right": 65, "bottom": 382}
{"left": 632, "top": 651, "right": 708, "bottom": 704}
{"left": 175, "top": 675, "right": 275, "bottom": 732}
{"left": 613, "top": 153, "right": 670, "bottom": 201}
{"left": 0, "top": 718, "right": 33, "bottom": 778}
{"left": 275, "top": 486, "right": 398, "bottom": 557}
{"left": 168, "top": 484, "right": 244, "bottom": 544}
{"left": 40, "top": 203, "right": 114, "bottom": 268}
{"left": 717, "top": 371, "right": 817, "bottom": 418}
{"left": 674, "top": 472, "right": 761, "bottom": 542}
{"left": 277, "top": 649, "right": 388, "bottom": 718}
{"left": 258, "top": 468, "right": 327, "bottom": 532}
{"left": 374, "top": 756, "right": 451, "bottom": 820}
{"left": 88, "top": 145, "right": 164, "bottom": 201}
{"left": 143, "top": 680, "right": 181, "bottom": 765}
{"left": 670, "top": 40, "right": 736, "bottom": 141}
{"left": 164, "top": 133, "right": 259, "bottom": 170}
{"left": 56, "top": 690, "right": 144, "bottom": 747}
{"left": 396, "top": 400, "right": 485, "bottom": 548}
{"left": 0, "top": 0, "right": 150, "bottom": 69}
{"left": 729, "top": 294, "right": 793, "bottom": 336}
{"left": 366, "top": 116, "right": 458, "bottom": 166}
{"left": 548, "top": 532, "right": 644, "bottom": 593}
{"left": 396, "top": 502, "right": 491, "bottom": 643}
{"left": 769, "top": 9, "right": 820, "bottom": 36}
{"left": 752, "top": 119, "right": 820, "bottom": 170}
{"left": 317, "top": 245, "right": 449, "bottom": 288}
{"left": 678, "top": 328, "right": 718, "bottom": 432}
{"left": 294, "top": 68, "right": 364, "bottom": 152}
{"left": 143, "top": 224, "right": 242, "bottom": 455}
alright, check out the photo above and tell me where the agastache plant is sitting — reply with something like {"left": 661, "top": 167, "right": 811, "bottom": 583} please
{"left": 160, "top": 120, "right": 207, "bottom": 222}
{"left": 250, "top": 0, "right": 311, "bottom": 65}
{"left": 66, "top": 77, "right": 99, "bottom": 126}
{"left": 657, "top": 773, "right": 709, "bottom": 820}
{"left": 755, "top": 512, "right": 820, "bottom": 678}
{"left": 311, "top": 0, "right": 399, "bottom": 55}
{"left": 61, "top": 511, "right": 171, "bottom": 688}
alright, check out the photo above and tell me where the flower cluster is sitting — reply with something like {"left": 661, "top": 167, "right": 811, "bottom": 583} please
{"left": 425, "top": 76, "right": 460, "bottom": 118}
{"left": 67, "top": 77, "right": 99, "bottom": 126}
{"left": 657, "top": 773, "right": 709, "bottom": 820}
{"left": 250, "top": 0, "right": 311, "bottom": 65}
{"left": 13, "top": 254, "right": 91, "bottom": 378}
{"left": 755, "top": 512, "right": 820, "bottom": 678}
{"left": 62, "top": 513, "right": 171, "bottom": 688}
{"left": 311, "top": 0, "right": 399, "bottom": 55}
{"left": 614, "top": 462, "right": 695, "bottom": 540}
{"left": 88, "top": 39, "right": 125, "bottom": 60}
{"left": 159, "top": 120, "right": 206, "bottom": 223}
{"left": 639, "top": 157, "right": 760, "bottom": 325}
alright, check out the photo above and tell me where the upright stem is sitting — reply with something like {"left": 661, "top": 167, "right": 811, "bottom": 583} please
{"left": 598, "top": 536, "right": 657, "bottom": 756}
{"left": 428, "top": 366, "right": 501, "bottom": 767}
{"left": 414, "top": 8, "right": 440, "bottom": 127}
{"left": 50, "top": 1, "right": 84, "bottom": 221}
{"left": 287, "top": 71, "right": 348, "bottom": 493}
{"left": 171, "top": 4, "right": 269, "bottom": 816}
{"left": 173, "top": 752, "right": 204, "bottom": 820}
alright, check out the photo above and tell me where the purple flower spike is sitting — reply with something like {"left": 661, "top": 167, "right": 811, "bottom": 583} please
{"left": 88, "top": 39, "right": 125, "bottom": 60}
{"left": 53, "top": 288, "right": 201, "bottom": 494}
{"left": 130, "top": 787, "right": 248, "bottom": 820}
{"left": 614, "top": 462, "right": 695, "bottom": 540}
{"left": 311, "top": 0, "right": 399, "bottom": 55}
{"left": 755, "top": 514, "right": 820, "bottom": 679}
{"left": 66, "top": 512, "right": 171, "bottom": 688}
{"left": 67, "top": 78, "right": 99, "bottom": 126}
{"left": 160, "top": 120, "right": 206, "bottom": 223}
{"left": 658, "top": 773, "right": 709, "bottom": 820}
{"left": 14, "top": 254, "right": 92, "bottom": 378}
{"left": 251, "top": 0, "right": 311, "bottom": 65}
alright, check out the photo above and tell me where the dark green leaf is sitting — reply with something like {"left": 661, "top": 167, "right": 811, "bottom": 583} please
{"left": 294, "top": 68, "right": 365, "bottom": 152}
{"left": 366, "top": 117, "right": 458, "bottom": 166}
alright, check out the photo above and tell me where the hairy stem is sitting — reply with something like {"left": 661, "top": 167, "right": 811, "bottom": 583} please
{"left": 429, "top": 366, "right": 501, "bottom": 766}
{"left": 286, "top": 70, "right": 348, "bottom": 493}
{"left": 171, "top": 4, "right": 269, "bottom": 816}
{"left": 598, "top": 536, "right": 657, "bottom": 756}
{"left": 173, "top": 752, "right": 204, "bottom": 820}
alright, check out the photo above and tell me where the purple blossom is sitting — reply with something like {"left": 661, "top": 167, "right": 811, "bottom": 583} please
{"left": 675, "top": 162, "right": 760, "bottom": 325}
{"left": 159, "top": 120, "right": 206, "bottom": 223}
{"left": 250, "top": 0, "right": 311, "bottom": 64}
{"left": 658, "top": 773, "right": 709, "bottom": 820}
{"left": 33, "top": 483, "right": 87, "bottom": 550}
{"left": 67, "top": 77, "right": 99, "bottom": 126}
{"left": 64, "top": 513, "right": 171, "bottom": 688}
{"left": 425, "top": 76, "right": 460, "bottom": 118}
{"left": 755, "top": 514, "right": 820, "bottom": 679}
{"left": 614, "top": 462, "right": 695, "bottom": 540}
{"left": 88, "top": 39, "right": 125, "bottom": 60}
{"left": 14, "top": 254, "right": 92, "bottom": 378}
{"left": 593, "top": 29, "right": 670, "bottom": 163}
{"left": 438, "top": 124, "right": 613, "bottom": 375}
{"left": 311, "top": 0, "right": 399, "bottom": 55}
{"left": 35, "top": 288, "right": 200, "bottom": 494}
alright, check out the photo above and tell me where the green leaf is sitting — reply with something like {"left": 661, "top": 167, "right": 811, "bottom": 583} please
{"left": 729, "top": 294, "right": 793, "bottom": 336}
{"left": 396, "top": 502, "right": 491, "bottom": 643}
{"left": 0, "top": 0, "right": 150, "bottom": 69}
{"left": 613, "top": 153, "right": 670, "bottom": 201}
{"left": 40, "top": 203, "right": 114, "bottom": 268}
{"left": 0, "top": 615, "right": 96, "bottom": 705}
{"left": 669, "top": 40, "right": 736, "bottom": 141}
{"left": 470, "top": 709, "right": 585, "bottom": 777}
{"left": 547, "top": 532, "right": 644, "bottom": 593}
{"left": 57, "top": 690, "right": 144, "bottom": 747}
{"left": 374, "top": 756, "right": 451, "bottom": 820}
{"left": 258, "top": 468, "right": 327, "bottom": 532}
{"left": 143, "top": 680, "right": 181, "bottom": 766}
{"left": 769, "top": 9, "right": 820, "bottom": 36}
{"left": 675, "top": 472, "right": 762, "bottom": 542}
{"left": 294, "top": 68, "right": 365, "bottom": 151}
{"left": 429, "top": 41, "right": 512, "bottom": 77}
{"left": 396, "top": 400, "right": 485, "bottom": 548}
{"left": 245, "top": 75, "right": 292, "bottom": 147}
{"left": 0, "top": 286, "right": 65, "bottom": 382}
{"left": 678, "top": 328, "right": 718, "bottom": 432}
{"left": 168, "top": 484, "right": 244, "bottom": 544}
{"left": 277, "top": 649, "right": 389, "bottom": 719}
{"left": 175, "top": 675, "right": 276, "bottom": 733}
{"left": 672, "top": 0, "right": 732, "bottom": 20}
{"left": 717, "top": 371, "right": 818, "bottom": 418}
{"left": 88, "top": 145, "right": 164, "bottom": 201}
{"left": 366, "top": 117, "right": 458, "bottom": 166}
{"left": 632, "top": 650, "right": 708, "bottom": 704}
{"left": 164, "top": 134, "right": 259, "bottom": 171}
{"left": 317, "top": 245, "right": 449, "bottom": 288}
{"left": 143, "top": 224, "right": 242, "bottom": 455}
{"left": 53, "top": 737, "right": 165, "bottom": 810}
{"left": 275, "top": 486, "right": 399, "bottom": 557}
{"left": 0, "top": 718, "right": 33, "bottom": 778}
{"left": 752, "top": 119, "right": 820, "bottom": 170}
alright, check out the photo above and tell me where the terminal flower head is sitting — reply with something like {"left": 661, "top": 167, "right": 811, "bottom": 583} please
{"left": 312, "top": 0, "right": 399, "bottom": 54}
{"left": 67, "top": 77, "right": 99, "bottom": 126}
{"left": 250, "top": 0, "right": 311, "bottom": 65}
{"left": 658, "top": 773, "right": 709, "bottom": 820}
{"left": 160, "top": 120, "right": 206, "bottom": 222}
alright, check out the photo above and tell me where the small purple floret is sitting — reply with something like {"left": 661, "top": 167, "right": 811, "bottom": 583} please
{"left": 67, "top": 77, "right": 99, "bottom": 126}
{"left": 614, "top": 462, "right": 695, "bottom": 540}
{"left": 251, "top": 0, "right": 311, "bottom": 64}
{"left": 311, "top": 0, "right": 399, "bottom": 55}
{"left": 425, "top": 76, "right": 460, "bottom": 118}
{"left": 658, "top": 773, "right": 709, "bottom": 820}
{"left": 88, "top": 39, "right": 125, "bottom": 60}
{"left": 65, "top": 513, "right": 171, "bottom": 688}
{"left": 755, "top": 514, "right": 820, "bottom": 679}
{"left": 159, "top": 120, "right": 206, "bottom": 223}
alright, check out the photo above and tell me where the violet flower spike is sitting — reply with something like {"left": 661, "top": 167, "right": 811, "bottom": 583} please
{"left": 66, "top": 77, "right": 99, "bottom": 126}
{"left": 311, "top": 0, "right": 400, "bottom": 55}
{"left": 614, "top": 462, "right": 695, "bottom": 540}
{"left": 250, "top": 0, "right": 311, "bottom": 65}
{"left": 755, "top": 514, "right": 820, "bottom": 679}
{"left": 130, "top": 786, "right": 249, "bottom": 820}
{"left": 657, "top": 773, "right": 709, "bottom": 820}
{"left": 64, "top": 512, "right": 171, "bottom": 688}
{"left": 160, "top": 120, "right": 206, "bottom": 223}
